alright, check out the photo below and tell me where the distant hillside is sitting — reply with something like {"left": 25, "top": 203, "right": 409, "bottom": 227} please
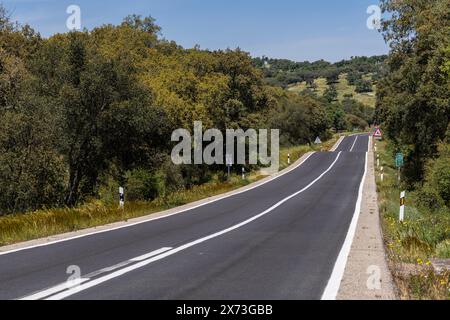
{"left": 253, "top": 55, "right": 386, "bottom": 108}
{"left": 287, "top": 73, "right": 377, "bottom": 108}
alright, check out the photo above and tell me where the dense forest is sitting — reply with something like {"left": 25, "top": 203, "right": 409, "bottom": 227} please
{"left": 0, "top": 5, "right": 373, "bottom": 215}
{"left": 373, "top": 0, "right": 449, "bottom": 299}
{"left": 376, "top": 0, "right": 449, "bottom": 200}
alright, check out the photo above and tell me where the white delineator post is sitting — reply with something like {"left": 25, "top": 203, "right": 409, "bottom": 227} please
{"left": 119, "top": 187, "right": 125, "bottom": 209}
{"left": 288, "top": 153, "right": 291, "bottom": 165}
{"left": 381, "top": 167, "right": 384, "bottom": 182}
{"left": 399, "top": 191, "right": 406, "bottom": 222}
{"left": 242, "top": 167, "right": 246, "bottom": 180}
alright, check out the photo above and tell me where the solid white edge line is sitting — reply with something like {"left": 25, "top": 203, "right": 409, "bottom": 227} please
{"left": 43, "top": 152, "right": 343, "bottom": 300}
{"left": 0, "top": 153, "right": 315, "bottom": 257}
{"left": 321, "top": 139, "right": 370, "bottom": 300}
{"left": 19, "top": 278, "right": 91, "bottom": 301}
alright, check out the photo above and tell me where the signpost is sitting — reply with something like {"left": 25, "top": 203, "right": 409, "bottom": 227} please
{"left": 374, "top": 128, "right": 383, "bottom": 140}
{"left": 396, "top": 153, "right": 404, "bottom": 168}
{"left": 396, "top": 153, "right": 404, "bottom": 183}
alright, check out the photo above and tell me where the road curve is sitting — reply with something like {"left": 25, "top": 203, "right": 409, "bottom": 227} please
{"left": 0, "top": 134, "right": 369, "bottom": 300}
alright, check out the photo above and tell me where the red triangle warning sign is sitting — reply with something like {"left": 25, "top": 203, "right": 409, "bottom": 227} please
{"left": 374, "top": 128, "right": 383, "bottom": 139}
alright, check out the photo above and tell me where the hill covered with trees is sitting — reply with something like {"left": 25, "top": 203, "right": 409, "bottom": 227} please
{"left": 253, "top": 55, "right": 387, "bottom": 90}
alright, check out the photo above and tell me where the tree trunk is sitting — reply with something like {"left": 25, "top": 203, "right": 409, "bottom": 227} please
{"left": 65, "top": 167, "right": 81, "bottom": 207}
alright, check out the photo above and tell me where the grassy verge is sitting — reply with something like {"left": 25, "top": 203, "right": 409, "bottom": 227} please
{"left": 0, "top": 134, "right": 342, "bottom": 247}
{"left": 375, "top": 139, "right": 450, "bottom": 300}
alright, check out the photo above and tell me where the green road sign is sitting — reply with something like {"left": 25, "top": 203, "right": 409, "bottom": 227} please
{"left": 396, "top": 153, "right": 404, "bottom": 168}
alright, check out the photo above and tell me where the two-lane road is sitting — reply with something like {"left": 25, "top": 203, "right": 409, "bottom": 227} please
{"left": 0, "top": 134, "right": 369, "bottom": 300}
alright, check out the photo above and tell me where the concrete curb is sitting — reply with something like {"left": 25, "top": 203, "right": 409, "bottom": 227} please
{"left": 0, "top": 153, "right": 315, "bottom": 254}
{"left": 337, "top": 137, "right": 397, "bottom": 300}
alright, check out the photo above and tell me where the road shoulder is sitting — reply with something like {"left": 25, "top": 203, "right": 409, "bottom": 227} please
{"left": 337, "top": 138, "right": 397, "bottom": 300}
{"left": 0, "top": 135, "right": 344, "bottom": 255}
{"left": 0, "top": 152, "right": 318, "bottom": 254}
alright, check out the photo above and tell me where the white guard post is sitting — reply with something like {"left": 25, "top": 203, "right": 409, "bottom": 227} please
{"left": 399, "top": 191, "right": 406, "bottom": 222}
{"left": 119, "top": 187, "right": 125, "bottom": 209}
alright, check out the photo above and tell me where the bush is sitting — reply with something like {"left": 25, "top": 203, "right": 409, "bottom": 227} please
{"left": 125, "top": 169, "right": 165, "bottom": 201}
{"left": 180, "top": 165, "right": 213, "bottom": 189}
{"left": 436, "top": 240, "right": 450, "bottom": 259}
{"left": 345, "top": 114, "right": 368, "bottom": 131}
{"left": 160, "top": 160, "right": 185, "bottom": 194}
{"left": 355, "top": 79, "right": 373, "bottom": 93}
{"left": 414, "top": 186, "right": 445, "bottom": 211}
{"left": 98, "top": 174, "right": 120, "bottom": 205}
{"left": 426, "top": 145, "right": 450, "bottom": 205}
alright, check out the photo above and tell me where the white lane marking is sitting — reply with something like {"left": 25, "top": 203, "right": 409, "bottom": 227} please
{"left": 19, "top": 278, "right": 90, "bottom": 301}
{"left": 0, "top": 154, "right": 315, "bottom": 257}
{"left": 330, "top": 136, "right": 345, "bottom": 152}
{"left": 321, "top": 148, "right": 369, "bottom": 300}
{"left": 350, "top": 136, "right": 358, "bottom": 152}
{"left": 130, "top": 247, "right": 172, "bottom": 262}
{"left": 86, "top": 261, "right": 132, "bottom": 278}
{"left": 41, "top": 153, "right": 343, "bottom": 300}
{"left": 20, "top": 247, "right": 173, "bottom": 300}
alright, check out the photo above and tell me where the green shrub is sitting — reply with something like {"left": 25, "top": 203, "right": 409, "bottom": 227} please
{"left": 414, "top": 186, "right": 445, "bottom": 211}
{"left": 180, "top": 164, "right": 213, "bottom": 188}
{"left": 345, "top": 114, "right": 368, "bottom": 131}
{"left": 160, "top": 160, "right": 185, "bottom": 194}
{"left": 125, "top": 169, "right": 164, "bottom": 201}
{"left": 355, "top": 79, "right": 373, "bottom": 93}
{"left": 98, "top": 175, "right": 120, "bottom": 205}
{"left": 426, "top": 147, "right": 450, "bottom": 205}
{"left": 436, "top": 240, "right": 450, "bottom": 259}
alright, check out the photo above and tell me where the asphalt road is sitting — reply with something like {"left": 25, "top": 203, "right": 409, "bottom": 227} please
{"left": 0, "top": 134, "right": 369, "bottom": 300}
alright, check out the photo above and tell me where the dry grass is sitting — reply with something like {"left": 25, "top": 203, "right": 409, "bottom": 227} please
{"left": 0, "top": 134, "right": 342, "bottom": 247}
{"left": 0, "top": 177, "right": 256, "bottom": 246}
{"left": 375, "top": 140, "right": 450, "bottom": 300}
{"left": 394, "top": 267, "right": 450, "bottom": 300}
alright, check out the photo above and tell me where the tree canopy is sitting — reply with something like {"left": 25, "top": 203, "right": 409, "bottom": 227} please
{"left": 376, "top": 0, "right": 450, "bottom": 184}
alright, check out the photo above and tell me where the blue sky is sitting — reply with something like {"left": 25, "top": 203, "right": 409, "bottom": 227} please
{"left": 2, "top": 0, "right": 388, "bottom": 62}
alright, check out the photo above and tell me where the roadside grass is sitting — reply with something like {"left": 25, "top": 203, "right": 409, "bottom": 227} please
{"left": 0, "top": 135, "right": 342, "bottom": 247}
{"left": 287, "top": 74, "right": 376, "bottom": 108}
{"left": 375, "top": 140, "right": 450, "bottom": 300}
